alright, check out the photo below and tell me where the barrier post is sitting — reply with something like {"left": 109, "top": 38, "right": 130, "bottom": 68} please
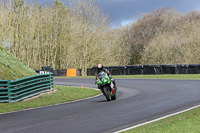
{"left": 7, "top": 81, "right": 11, "bottom": 103}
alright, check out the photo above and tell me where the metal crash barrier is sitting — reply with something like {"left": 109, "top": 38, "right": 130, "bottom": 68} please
{"left": 87, "top": 64, "right": 200, "bottom": 76}
{"left": 0, "top": 74, "right": 53, "bottom": 103}
{"left": 35, "top": 66, "right": 82, "bottom": 77}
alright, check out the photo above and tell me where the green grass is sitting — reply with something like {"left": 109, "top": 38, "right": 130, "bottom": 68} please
{"left": 0, "top": 85, "right": 101, "bottom": 113}
{"left": 122, "top": 107, "right": 200, "bottom": 133}
{"left": 55, "top": 74, "right": 200, "bottom": 80}
{"left": 0, "top": 47, "right": 36, "bottom": 80}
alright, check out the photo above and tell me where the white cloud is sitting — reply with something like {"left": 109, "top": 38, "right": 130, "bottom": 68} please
{"left": 115, "top": 0, "right": 137, "bottom": 2}
{"left": 121, "top": 18, "right": 137, "bottom": 26}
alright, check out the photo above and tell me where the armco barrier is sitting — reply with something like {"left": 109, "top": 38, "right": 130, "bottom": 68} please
{"left": 143, "top": 65, "right": 161, "bottom": 74}
{"left": 35, "top": 69, "right": 82, "bottom": 76}
{"left": 0, "top": 80, "right": 9, "bottom": 103}
{"left": 188, "top": 64, "right": 200, "bottom": 74}
{"left": 126, "top": 65, "right": 143, "bottom": 75}
{"left": 0, "top": 74, "right": 53, "bottom": 103}
{"left": 87, "top": 64, "right": 200, "bottom": 76}
{"left": 53, "top": 69, "right": 67, "bottom": 76}
{"left": 161, "top": 65, "right": 177, "bottom": 74}
{"left": 109, "top": 66, "right": 127, "bottom": 75}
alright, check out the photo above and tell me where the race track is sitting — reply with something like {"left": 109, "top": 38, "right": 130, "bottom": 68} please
{"left": 1, "top": 78, "right": 200, "bottom": 133}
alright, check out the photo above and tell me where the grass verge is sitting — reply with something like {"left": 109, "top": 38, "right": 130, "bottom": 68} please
{"left": 122, "top": 106, "right": 200, "bottom": 133}
{"left": 55, "top": 74, "right": 200, "bottom": 80}
{"left": 0, "top": 85, "right": 101, "bottom": 114}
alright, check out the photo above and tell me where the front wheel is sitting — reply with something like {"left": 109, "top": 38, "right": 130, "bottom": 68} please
{"left": 102, "top": 86, "right": 112, "bottom": 101}
{"left": 111, "top": 92, "right": 116, "bottom": 100}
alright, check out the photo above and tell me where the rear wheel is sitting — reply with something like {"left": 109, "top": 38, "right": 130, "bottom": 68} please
{"left": 102, "top": 86, "right": 111, "bottom": 101}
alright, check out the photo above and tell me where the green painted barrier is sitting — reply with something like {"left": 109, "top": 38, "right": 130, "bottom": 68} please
{"left": 0, "top": 74, "right": 53, "bottom": 103}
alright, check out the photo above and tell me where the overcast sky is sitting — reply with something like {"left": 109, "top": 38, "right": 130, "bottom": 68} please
{"left": 25, "top": 0, "right": 200, "bottom": 27}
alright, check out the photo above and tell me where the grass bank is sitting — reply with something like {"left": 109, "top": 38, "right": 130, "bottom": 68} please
{"left": 0, "top": 47, "right": 36, "bottom": 80}
{"left": 0, "top": 85, "right": 101, "bottom": 114}
{"left": 55, "top": 74, "right": 200, "bottom": 80}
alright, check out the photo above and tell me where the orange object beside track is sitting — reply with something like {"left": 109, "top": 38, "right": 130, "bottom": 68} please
{"left": 67, "top": 69, "right": 77, "bottom": 77}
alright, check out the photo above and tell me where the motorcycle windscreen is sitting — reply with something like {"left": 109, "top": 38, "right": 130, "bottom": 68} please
{"left": 98, "top": 71, "right": 106, "bottom": 80}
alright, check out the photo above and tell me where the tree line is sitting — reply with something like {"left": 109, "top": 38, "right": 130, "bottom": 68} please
{"left": 0, "top": 0, "right": 200, "bottom": 75}
{"left": 121, "top": 8, "right": 200, "bottom": 65}
{"left": 0, "top": 0, "right": 119, "bottom": 75}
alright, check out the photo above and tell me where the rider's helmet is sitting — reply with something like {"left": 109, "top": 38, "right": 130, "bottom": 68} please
{"left": 97, "top": 64, "right": 103, "bottom": 72}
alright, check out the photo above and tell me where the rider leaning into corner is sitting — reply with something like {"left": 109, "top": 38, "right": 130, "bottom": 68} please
{"left": 96, "top": 64, "right": 117, "bottom": 90}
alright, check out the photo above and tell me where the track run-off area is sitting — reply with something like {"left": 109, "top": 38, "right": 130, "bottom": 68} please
{"left": 1, "top": 78, "right": 200, "bottom": 133}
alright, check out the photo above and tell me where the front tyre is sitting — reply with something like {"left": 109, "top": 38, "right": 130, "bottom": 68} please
{"left": 102, "top": 86, "right": 112, "bottom": 101}
{"left": 111, "top": 92, "right": 116, "bottom": 100}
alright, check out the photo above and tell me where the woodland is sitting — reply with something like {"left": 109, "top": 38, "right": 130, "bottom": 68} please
{"left": 0, "top": 0, "right": 200, "bottom": 75}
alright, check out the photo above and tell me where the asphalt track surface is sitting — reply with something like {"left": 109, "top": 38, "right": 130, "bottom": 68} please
{"left": 1, "top": 78, "right": 200, "bottom": 133}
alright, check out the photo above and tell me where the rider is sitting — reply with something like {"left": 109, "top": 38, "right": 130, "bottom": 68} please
{"left": 96, "top": 64, "right": 117, "bottom": 90}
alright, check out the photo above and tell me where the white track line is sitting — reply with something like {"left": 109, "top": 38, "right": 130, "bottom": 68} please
{"left": 115, "top": 104, "right": 200, "bottom": 133}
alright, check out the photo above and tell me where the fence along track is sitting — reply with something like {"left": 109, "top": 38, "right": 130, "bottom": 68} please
{"left": 0, "top": 74, "right": 53, "bottom": 103}
{"left": 87, "top": 64, "right": 200, "bottom": 76}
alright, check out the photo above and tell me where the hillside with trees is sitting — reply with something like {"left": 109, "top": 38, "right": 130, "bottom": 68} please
{"left": 120, "top": 8, "right": 200, "bottom": 65}
{"left": 0, "top": 0, "right": 199, "bottom": 75}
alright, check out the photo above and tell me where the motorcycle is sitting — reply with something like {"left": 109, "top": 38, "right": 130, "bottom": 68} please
{"left": 96, "top": 71, "right": 116, "bottom": 101}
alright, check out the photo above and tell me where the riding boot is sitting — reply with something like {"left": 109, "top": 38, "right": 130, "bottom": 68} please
{"left": 111, "top": 79, "right": 117, "bottom": 90}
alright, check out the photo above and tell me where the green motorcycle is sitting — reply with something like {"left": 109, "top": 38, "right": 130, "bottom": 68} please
{"left": 96, "top": 71, "right": 116, "bottom": 101}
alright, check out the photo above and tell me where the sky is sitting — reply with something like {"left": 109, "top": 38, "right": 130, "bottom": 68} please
{"left": 25, "top": 0, "right": 200, "bottom": 27}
